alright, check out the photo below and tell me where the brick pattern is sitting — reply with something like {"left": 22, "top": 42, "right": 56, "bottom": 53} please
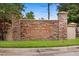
{"left": 20, "top": 20, "right": 59, "bottom": 40}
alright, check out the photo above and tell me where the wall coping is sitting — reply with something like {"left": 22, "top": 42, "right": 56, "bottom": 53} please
{"left": 68, "top": 22, "right": 77, "bottom": 27}
{"left": 19, "top": 19, "right": 58, "bottom": 21}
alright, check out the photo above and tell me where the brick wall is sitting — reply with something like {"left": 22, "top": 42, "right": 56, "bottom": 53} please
{"left": 20, "top": 20, "right": 59, "bottom": 40}
{"left": 12, "top": 11, "right": 68, "bottom": 40}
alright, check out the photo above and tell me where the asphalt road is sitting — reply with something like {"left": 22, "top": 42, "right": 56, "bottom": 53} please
{"left": 55, "top": 52, "right": 79, "bottom": 56}
{"left": 0, "top": 46, "right": 79, "bottom": 56}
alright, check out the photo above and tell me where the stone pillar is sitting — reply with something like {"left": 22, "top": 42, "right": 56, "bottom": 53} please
{"left": 12, "top": 16, "right": 20, "bottom": 40}
{"left": 58, "top": 11, "right": 68, "bottom": 40}
{"left": 67, "top": 22, "right": 77, "bottom": 39}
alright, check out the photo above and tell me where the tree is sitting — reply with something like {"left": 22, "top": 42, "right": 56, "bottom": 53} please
{"left": 0, "top": 3, "right": 24, "bottom": 40}
{"left": 26, "top": 11, "right": 35, "bottom": 19}
{"left": 0, "top": 3, "right": 24, "bottom": 23}
{"left": 57, "top": 3, "right": 79, "bottom": 24}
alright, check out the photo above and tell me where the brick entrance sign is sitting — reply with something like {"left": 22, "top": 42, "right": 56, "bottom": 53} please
{"left": 12, "top": 11, "right": 68, "bottom": 40}
{"left": 20, "top": 20, "right": 59, "bottom": 40}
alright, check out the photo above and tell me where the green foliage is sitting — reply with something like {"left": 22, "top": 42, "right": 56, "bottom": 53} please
{"left": 58, "top": 4, "right": 79, "bottom": 23}
{"left": 0, "top": 39, "right": 79, "bottom": 48}
{"left": 0, "top": 3, "right": 24, "bottom": 23}
{"left": 26, "top": 11, "right": 35, "bottom": 19}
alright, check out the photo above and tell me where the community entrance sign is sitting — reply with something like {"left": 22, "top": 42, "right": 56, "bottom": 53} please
{"left": 12, "top": 11, "right": 68, "bottom": 40}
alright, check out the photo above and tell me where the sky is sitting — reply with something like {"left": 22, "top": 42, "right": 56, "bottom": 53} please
{"left": 22, "top": 3, "right": 58, "bottom": 20}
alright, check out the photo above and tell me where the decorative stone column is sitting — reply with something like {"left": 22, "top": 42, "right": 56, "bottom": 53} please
{"left": 58, "top": 11, "right": 68, "bottom": 40}
{"left": 12, "top": 16, "right": 20, "bottom": 40}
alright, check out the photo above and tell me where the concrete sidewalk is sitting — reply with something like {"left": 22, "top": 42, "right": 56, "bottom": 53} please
{"left": 0, "top": 46, "right": 79, "bottom": 56}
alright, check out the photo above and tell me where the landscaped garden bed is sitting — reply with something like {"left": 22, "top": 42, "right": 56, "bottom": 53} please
{"left": 0, "top": 39, "right": 79, "bottom": 48}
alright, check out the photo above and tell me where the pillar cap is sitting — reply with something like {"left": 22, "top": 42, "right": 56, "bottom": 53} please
{"left": 68, "top": 22, "right": 77, "bottom": 27}
{"left": 58, "top": 11, "right": 68, "bottom": 14}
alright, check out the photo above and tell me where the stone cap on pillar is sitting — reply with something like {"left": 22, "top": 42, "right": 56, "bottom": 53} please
{"left": 58, "top": 11, "right": 68, "bottom": 14}
{"left": 68, "top": 22, "right": 77, "bottom": 27}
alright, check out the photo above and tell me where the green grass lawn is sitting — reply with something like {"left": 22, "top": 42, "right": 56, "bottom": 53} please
{"left": 0, "top": 39, "right": 79, "bottom": 48}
